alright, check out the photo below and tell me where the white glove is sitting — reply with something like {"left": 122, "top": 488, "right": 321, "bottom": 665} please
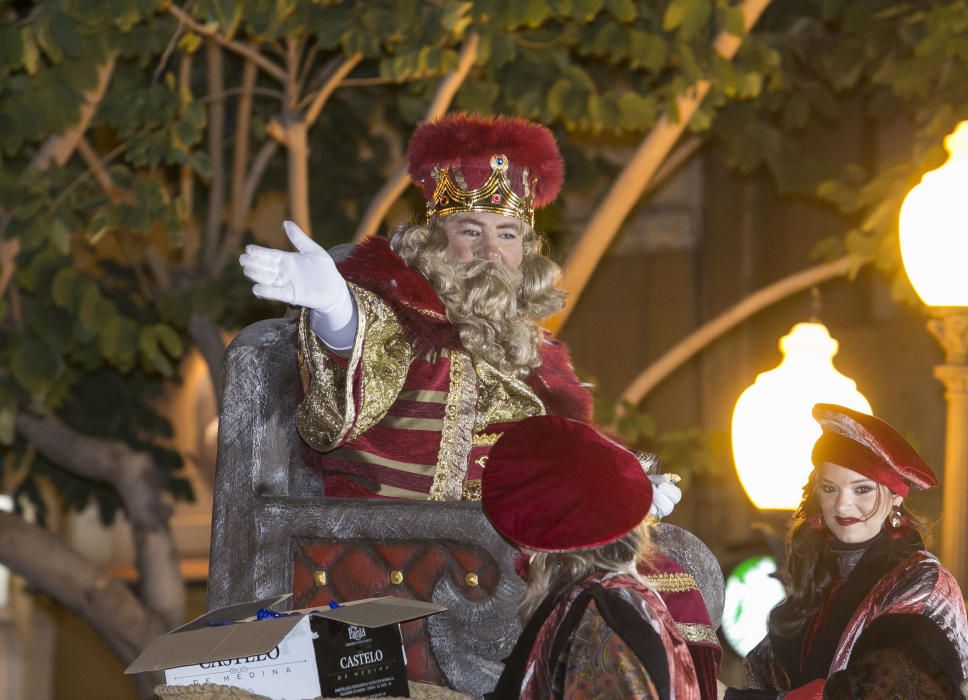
{"left": 648, "top": 474, "right": 682, "bottom": 519}
{"left": 239, "top": 221, "right": 357, "bottom": 350}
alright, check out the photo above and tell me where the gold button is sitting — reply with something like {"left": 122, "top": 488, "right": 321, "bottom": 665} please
{"left": 465, "top": 573, "right": 479, "bottom": 587}
{"left": 313, "top": 570, "right": 327, "bottom": 586}
{"left": 390, "top": 570, "right": 404, "bottom": 585}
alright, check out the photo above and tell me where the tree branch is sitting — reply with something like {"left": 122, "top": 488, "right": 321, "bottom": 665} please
{"left": 203, "top": 39, "right": 226, "bottom": 264}
{"left": 0, "top": 238, "right": 20, "bottom": 300}
{"left": 215, "top": 58, "right": 258, "bottom": 275}
{"left": 240, "top": 141, "right": 279, "bottom": 229}
{"left": 13, "top": 412, "right": 185, "bottom": 629}
{"left": 304, "top": 52, "right": 363, "bottom": 127}
{"left": 179, "top": 53, "right": 200, "bottom": 267}
{"left": 282, "top": 39, "right": 311, "bottom": 233}
{"left": 76, "top": 137, "right": 135, "bottom": 205}
{"left": 0, "top": 511, "right": 168, "bottom": 666}
{"left": 166, "top": 4, "right": 287, "bottom": 83}
{"left": 143, "top": 247, "right": 172, "bottom": 293}
{"left": 30, "top": 56, "right": 116, "bottom": 172}
{"left": 353, "top": 33, "right": 479, "bottom": 243}
{"left": 548, "top": 0, "right": 772, "bottom": 334}
{"left": 617, "top": 255, "right": 863, "bottom": 410}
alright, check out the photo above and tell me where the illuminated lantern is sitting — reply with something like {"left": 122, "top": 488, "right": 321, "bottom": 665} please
{"left": 899, "top": 121, "right": 968, "bottom": 306}
{"left": 731, "top": 322, "right": 872, "bottom": 510}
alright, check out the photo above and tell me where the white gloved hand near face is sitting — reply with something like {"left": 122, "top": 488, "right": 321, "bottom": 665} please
{"left": 648, "top": 474, "right": 682, "bottom": 519}
{"left": 239, "top": 220, "right": 357, "bottom": 350}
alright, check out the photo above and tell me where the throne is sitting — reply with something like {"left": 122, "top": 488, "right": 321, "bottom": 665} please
{"left": 207, "top": 316, "right": 725, "bottom": 697}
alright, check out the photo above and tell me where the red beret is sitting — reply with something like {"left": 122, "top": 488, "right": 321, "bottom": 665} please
{"left": 481, "top": 416, "right": 652, "bottom": 553}
{"left": 811, "top": 403, "right": 937, "bottom": 498}
{"left": 407, "top": 113, "right": 564, "bottom": 225}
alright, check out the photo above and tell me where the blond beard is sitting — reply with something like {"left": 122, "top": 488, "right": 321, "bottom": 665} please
{"left": 429, "top": 257, "right": 543, "bottom": 378}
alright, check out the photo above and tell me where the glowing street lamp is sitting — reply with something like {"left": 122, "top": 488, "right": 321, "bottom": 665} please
{"left": 899, "top": 120, "right": 968, "bottom": 589}
{"left": 731, "top": 322, "right": 872, "bottom": 510}
{"left": 899, "top": 122, "right": 968, "bottom": 307}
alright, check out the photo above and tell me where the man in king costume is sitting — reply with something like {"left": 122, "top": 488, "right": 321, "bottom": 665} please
{"left": 240, "top": 114, "right": 594, "bottom": 501}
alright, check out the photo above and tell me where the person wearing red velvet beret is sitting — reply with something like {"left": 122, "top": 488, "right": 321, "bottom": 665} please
{"left": 239, "top": 113, "right": 682, "bottom": 513}
{"left": 720, "top": 403, "right": 968, "bottom": 700}
{"left": 481, "top": 414, "right": 701, "bottom": 699}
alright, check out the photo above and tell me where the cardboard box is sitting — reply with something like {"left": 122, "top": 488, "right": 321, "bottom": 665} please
{"left": 125, "top": 595, "right": 446, "bottom": 699}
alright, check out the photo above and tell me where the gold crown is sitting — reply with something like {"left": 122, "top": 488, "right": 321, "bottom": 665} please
{"left": 427, "top": 154, "right": 536, "bottom": 226}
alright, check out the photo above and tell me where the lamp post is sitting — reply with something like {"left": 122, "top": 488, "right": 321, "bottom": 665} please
{"left": 732, "top": 321, "right": 872, "bottom": 511}
{"left": 898, "top": 120, "right": 968, "bottom": 590}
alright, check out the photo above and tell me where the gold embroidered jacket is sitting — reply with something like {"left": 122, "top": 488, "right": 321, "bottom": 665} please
{"left": 295, "top": 238, "right": 592, "bottom": 501}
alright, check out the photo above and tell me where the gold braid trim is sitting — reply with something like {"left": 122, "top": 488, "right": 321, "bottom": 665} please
{"left": 473, "top": 359, "right": 545, "bottom": 430}
{"left": 349, "top": 286, "right": 413, "bottom": 442}
{"left": 675, "top": 622, "right": 720, "bottom": 646}
{"left": 429, "top": 350, "right": 478, "bottom": 501}
{"left": 462, "top": 479, "right": 482, "bottom": 501}
{"left": 642, "top": 572, "right": 699, "bottom": 593}
{"left": 295, "top": 286, "right": 412, "bottom": 452}
{"left": 295, "top": 307, "right": 352, "bottom": 451}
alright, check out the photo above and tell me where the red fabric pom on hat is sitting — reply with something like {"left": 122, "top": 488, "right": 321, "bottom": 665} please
{"left": 811, "top": 403, "right": 937, "bottom": 497}
{"left": 407, "top": 113, "right": 564, "bottom": 208}
{"left": 481, "top": 415, "right": 652, "bottom": 553}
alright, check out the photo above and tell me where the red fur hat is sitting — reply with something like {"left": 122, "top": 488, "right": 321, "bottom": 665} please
{"left": 811, "top": 403, "right": 937, "bottom": 497}
{"left": 407, "top": 113, "right": 564, "bottom": 225}
{"left": 481, "top": 416, "right": 652, "bottom": 553}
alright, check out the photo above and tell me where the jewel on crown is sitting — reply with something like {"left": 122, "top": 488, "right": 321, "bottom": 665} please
{"left": 426, "top": 153, "right": 537, "bottom": 226}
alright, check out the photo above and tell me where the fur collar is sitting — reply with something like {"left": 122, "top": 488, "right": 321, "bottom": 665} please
{"left": 337, "top": 237, "right": 461, "bottom": 353}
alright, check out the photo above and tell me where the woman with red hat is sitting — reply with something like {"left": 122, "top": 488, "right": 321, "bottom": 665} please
{"left": 481, "top": 414, "right": 701, "bottom": 699}
{"left": 720, "top": 404, "right": 968, "bottom": 700}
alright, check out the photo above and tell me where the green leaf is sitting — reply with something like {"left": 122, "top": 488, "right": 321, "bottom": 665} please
{"left": 605, "top": 0, "right": 636, "bottom": 23}
{"left": 0, "top": 408, "right": 12, "bottom": 446}
{"left": 545, "top": 78, "right": 573, "bottom": 119}
{"left": 36, "top": 14, "right": 64, "bottom": 65}
{"left": 99, "top": 314, "right": 123, "bottom": 361}
{"left": 737, "top": 71, "right": 762, "bottom": 98}
{"left": 78, "top": 282, "right": 102, "bottom": 330}
{"left": 618, "top": 92, "right": 657, "bottom": 129}
{"left": 440, "top": 1, "right": 474, "bottom": 34}
{"left": 572, "top": 0, "right": 605, "bottom": 22}
{"left": 628, "top": 31, "right": 667, "bottom": 72}
{"left": 21, "top": 27, "right": 40, "bottom": 75}
{"left": 49, "top": 10, "right": 84, "bottom": 59}
{"left": 663, "top": 0, "right": 710, "bottom": 39}
{"left": 51, "top": 268, "right": 79, "bottom": 308}
{"left": 722, "top": 6, "right": 745, "bottom": 37}
{"left": 782, "top": 93, "right": 811, "bottom": 131}
{"left": 27, "top": 304, "right": 74, "bottom": 350}
{"left": 457, "top": 76, "right": 500, "bottom": 113}
{"left": 153, "top": 324, "right": 183, "bottom": 358}
{"left": 177, "top": 32, "right": 203, "bottom": 54}
{"left": 10, "top": 336, "right": 61, "bottom": 393}
{"left": 511, "top": 0, "right": 554, "bottom": 27}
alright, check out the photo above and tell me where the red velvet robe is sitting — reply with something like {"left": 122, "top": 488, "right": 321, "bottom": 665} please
{"left": 640, "top": 554, "right": 722, "bottom": 700}
{"left": 295, "top": 237, "right": 592, "bottom": 500}
{"left": 491, "top": 571, "right": 701, "bottom": 700}
{"left": 732, "top": 531, "right": 968, "bottom": 700}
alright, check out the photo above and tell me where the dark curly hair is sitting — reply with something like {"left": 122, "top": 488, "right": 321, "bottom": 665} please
{"left": 770, "top": 470, "right": 932, "bottom": 637}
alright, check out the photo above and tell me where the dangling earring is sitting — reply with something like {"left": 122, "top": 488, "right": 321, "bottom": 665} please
{"left": 889, "top": 505, "right": 903, "bottom": 529}
{"left": 807, "top": 514, "right": 824, "bottom": 531}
